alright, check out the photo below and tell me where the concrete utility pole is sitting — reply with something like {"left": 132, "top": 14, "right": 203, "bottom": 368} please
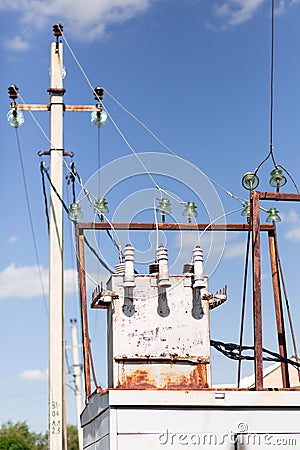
{"left": 48, "top": 36, "right": 66, "bottom": 450}
{"left": 12, "top": 25, "right": 101, "bottom": 449}
{"left": 70, "top": 319, "right": 84, "bottom": 450}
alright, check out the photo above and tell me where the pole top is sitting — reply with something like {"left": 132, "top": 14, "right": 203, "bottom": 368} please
{"left": 8, "top": 85, "right": 19, "bottom": 100}
{"left": 53, "top": 23, "right": 63, "bottom": 37}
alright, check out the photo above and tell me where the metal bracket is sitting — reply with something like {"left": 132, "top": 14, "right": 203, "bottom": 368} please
{"left": 37, "top": 150, "right": 74, "bottom": 157}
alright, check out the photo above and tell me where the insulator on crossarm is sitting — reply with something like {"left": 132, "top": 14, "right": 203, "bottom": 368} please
{"left": 93, "top": 86, "right": 104, "bottom": 101}
{"left": 156, "top": 245, "right": 171, "bottom": 288}
{"left": 123, "top": 244, "right": 135, "bottom": 287}
{"left": 53, "top": 23, "right": 63, "bottom": 37}
{"left": 8, "top": 85, "right": 19, "bottom": 100}
{"left": 192, "top": 246, "right": 206, "bottom": 288}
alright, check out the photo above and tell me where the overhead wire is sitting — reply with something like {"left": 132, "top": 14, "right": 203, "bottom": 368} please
{"left": 199, "top": 208, "right": 243, "bottom": 240}
{"left": 104, "top": 88, "right": 248, "bottom": 205}
{"left": 41, "top": 161, "right": 115, "bottom": 274}
{"left": 14, "top": 129, "right": 48, "bottom": 317}
{"left": 252, "top": 0, "right": 299, "bottom": 192}
{"left": 277, "top": 164, "right": 300, "bottom": 194}
{"left": 254, "top": 0, "right": 277, "bottom": 174}
{"left": 58, "top": 26, "right": 247, "bottom": 207}
{"left": 13, "top": 84, "right": 124, "bottom": 263}
{"left": 237, "top": 226, "right": 251, "bottom": 388}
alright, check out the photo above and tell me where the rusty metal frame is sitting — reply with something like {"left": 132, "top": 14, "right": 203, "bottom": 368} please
{"left": 250, "top": 191, "right": 300, "bottom": 391}
{"left": 74, "top": 203, "right": 300, "bottom": 396}
{"left": 75, "top": 221, "right": 283, "bottom": 397}
{"left": 268, "top": 227, "right": 290, "bottom": 388}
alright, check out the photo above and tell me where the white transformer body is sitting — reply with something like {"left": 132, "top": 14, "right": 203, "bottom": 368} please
{"left": 81, "top": 270, "right": 300, "bottom": 449}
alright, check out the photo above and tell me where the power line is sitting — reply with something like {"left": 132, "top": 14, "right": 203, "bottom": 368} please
{"left": 58, "top": 27, "right": 248, "bottom": 207}
{"left": 14, "top": 129, "right": 48, "bottom": 316}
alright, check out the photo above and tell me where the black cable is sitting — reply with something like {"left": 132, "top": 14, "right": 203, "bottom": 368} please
{"left": 42, "top": 165, "right": 69, "bottom": 213}
{"left": 211, "top": 339, "right": 300, "bottom": 370}
{"left": 269, "top": 0, "right": 277, "bottom": 167}
{"left": 40, "top": 162, "right": 50, "bottom": 234}
{"left": 84, "top": 236, "right": 113, "bottom": 273}
{"left": 73, "top": 162, "right": 124, "bottom": 261}
{"left": 43, "top": 162, "right": 114, "bottom": 274}
{"left": 254, "top": 0, "right": 277, "bottom": 174}
{"left": 277, "top": 164, "right": 300, "bottom": 193}
{"left": 69, "top": 161, "right": 77, "bottom": 204}
{"left": 15, "top": 129, "right": 48, "bottom": 316}
{"left": 65, "top": 346, "right": 72, "bottom": 375}
{"left": 237, "top": 226, "right": 251, "bottom": 387}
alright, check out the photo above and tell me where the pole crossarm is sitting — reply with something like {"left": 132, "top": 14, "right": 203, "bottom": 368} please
{"left": 13, "top": 104, "right": 97, "bottom": 112}
{"left": 77, "top": 222, "right": 275, "bottom": 231}
{"left": 258, "top": 192, "right": 300, "bottom": 201}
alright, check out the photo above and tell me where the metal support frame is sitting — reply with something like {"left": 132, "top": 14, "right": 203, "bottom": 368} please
{"left": 250, "top": 191, "right": 300, "bottom": 390}
{"left": 75, "top": 226, "right": 91, "bottom": 399}
{"left": 268, "top": 228, "right": 290, "bottom": 388}
{"left": 251, "top": 192, "right": 263, "bottom": 390}
{"left": 75, "top": 221, "right": 279, "bottom": 396}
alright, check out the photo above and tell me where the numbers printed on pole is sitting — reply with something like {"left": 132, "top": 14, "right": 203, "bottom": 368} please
{"left": 51, "top": 401, "right": 61, "bottom": 433}
{"left": 51, "top": 420, "right": 61, "bottom": 434}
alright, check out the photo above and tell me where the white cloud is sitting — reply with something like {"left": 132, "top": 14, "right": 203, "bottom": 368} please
{"left": 212, "top": 0, "right": 266, "bottom": 27}
{"left": 283, "top": 209, "right": 300, "bottom": 242}
{"left": 0, "top": 264, "right": 78, "bottom": 299}
{"left": 223, "top": 240, "right": 246, "bottom": 258}
{"left": 4, "top": 35, "right": 29, "bottom": 51}
{"left": 8, "top": 235, "right": 18, "bottom": 243}
{"left": 210, "top": 0, "right": 300, "bottom": 29}
{"left": 286, "top": 227, "right": 300, "bottom": 241}
{"left": 20, "top": 369, "right": 48, "bottom": 381}
{"left": 0, "top": 0, "right": 152, "bottom": 49}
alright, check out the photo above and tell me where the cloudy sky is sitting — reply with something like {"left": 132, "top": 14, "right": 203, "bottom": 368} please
{"left": 1, "top": 0, "right": 300, "bottom": 433}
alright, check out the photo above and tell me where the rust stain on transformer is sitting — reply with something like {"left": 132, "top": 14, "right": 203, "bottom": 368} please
{"left": 117, "top": 363, "right": 208, "bottom": 390}
{"left": 163, "top": 364, "right": 208, "bottom": 390}
{"left": 117, "top": 369, "right": 157, "bottom": 389}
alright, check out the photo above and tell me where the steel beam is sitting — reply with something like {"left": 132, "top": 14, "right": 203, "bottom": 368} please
{"left": 258, "top": 192, "right": 300, "bottom": 202}
{"left": 75, "top": 225, "right": 91, "bottom": 399}
{"left": 77, "top": 222, "right": 274, "bottom": 231}
{"left": 251, "top": 192, "right": 263, "bottom": 390}
{"left": 268, "top": 229, "right": 290, "bottom": 388}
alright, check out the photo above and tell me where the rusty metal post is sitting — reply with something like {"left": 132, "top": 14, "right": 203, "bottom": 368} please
{"left": 251, "top": 191, "right": 263, "bottom": 390}
{"left": 75, "top": 224, "right": 91, "bottom": 399}
{"left": 268, "top": 228, "right": 290, "bottom": 388}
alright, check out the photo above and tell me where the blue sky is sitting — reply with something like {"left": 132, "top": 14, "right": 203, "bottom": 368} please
{"left": 1, "top": 0, "right": 300, "bottom": 433}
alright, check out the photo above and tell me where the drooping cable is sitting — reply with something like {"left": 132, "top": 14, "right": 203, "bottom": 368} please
{"left": 42, "top": 162, "right": 115, "bottom": 274}
{"left": 237, "top": 226, "right": 251, "bottom": 387}
{"left": 102, "top": 105, "right": 160, "bottom": 190}
{"left": 14, "top": 129, "right": 48, "bottom": 316}
{"left": 199, "top": 208, "right": 243, "bottom": 240}
{"left": 277, "top": 164, "right": 300, "bottom": 194}
{"left": 65, "top": 181, "right": 80, "bottom": 320}
{"left": 211, "top": 339, "right": 300, "bottom": 370}
{"left": 40, "top": 161, "right": 50, "bottom": 234}
{"left": 83, "top": 236, "right": 113, "bottom": 274}
{"left": 42, "top": 164, "right": 69, "bottom": 213}
{"left": 153, "top": 197, "right": 160, "bottom": 251}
